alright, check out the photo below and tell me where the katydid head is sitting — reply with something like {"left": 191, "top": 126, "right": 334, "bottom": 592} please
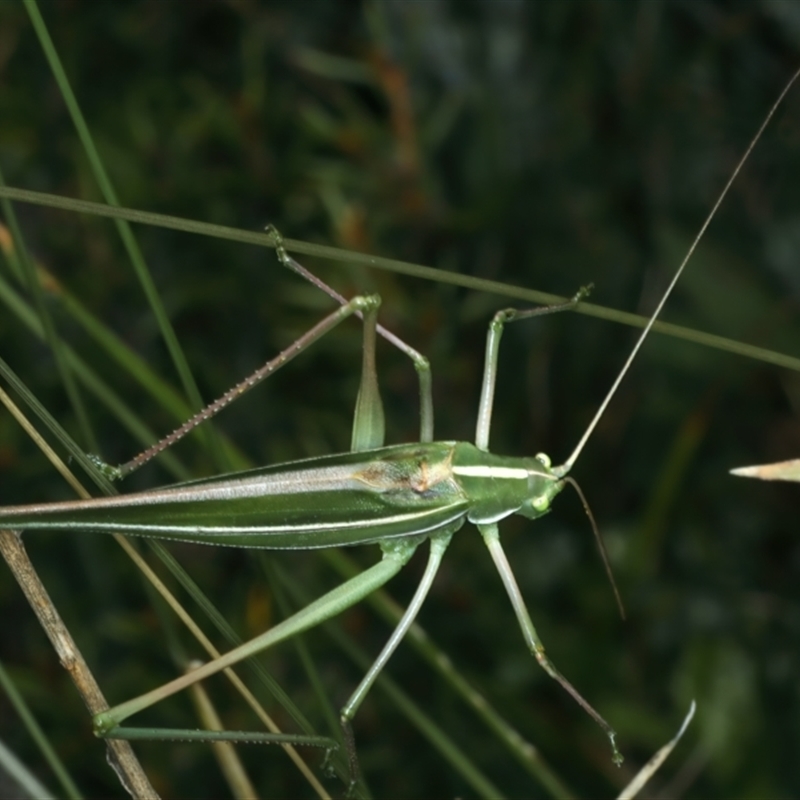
{"left": 515, "top": 452, "right": 564, "bottom": 520}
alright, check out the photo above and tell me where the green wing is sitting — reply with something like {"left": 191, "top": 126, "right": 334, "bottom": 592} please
{"left": 0, "top": 443, "right": 470, "bottom": 548}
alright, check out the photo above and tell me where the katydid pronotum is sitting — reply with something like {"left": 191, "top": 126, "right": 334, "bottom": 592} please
{"left": 1, "top": 72, "right": 797, "bottom": 798}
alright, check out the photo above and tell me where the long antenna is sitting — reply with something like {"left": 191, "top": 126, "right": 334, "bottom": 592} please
{"left": 554, "top": 67, "right": 800, "bottom": 479}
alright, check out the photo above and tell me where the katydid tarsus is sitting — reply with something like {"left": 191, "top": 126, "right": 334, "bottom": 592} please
{"left": 1, "top": 71, "right": 798, "bottom": 796}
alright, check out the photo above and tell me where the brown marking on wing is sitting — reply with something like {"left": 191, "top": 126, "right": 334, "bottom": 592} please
{"left": 353, "top": 449, "right": 457, "bottom": 495}
{"left": 353, "top": 462, "right": 398, "bottom": 489}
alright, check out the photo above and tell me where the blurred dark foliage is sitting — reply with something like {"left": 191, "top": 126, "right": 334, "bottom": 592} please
{"left": 2, "top": 1, "right": 800, "bottom": 797}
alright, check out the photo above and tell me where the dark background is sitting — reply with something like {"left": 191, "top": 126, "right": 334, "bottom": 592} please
{"left": 2, "top": 1, "right": 800, "bottom": 797}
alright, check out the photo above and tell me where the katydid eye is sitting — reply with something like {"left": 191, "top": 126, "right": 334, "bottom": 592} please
{"left": 535, "top": 453, "right": 551, "bottom": 469}
{"left": 531, "top": 495, "right": 550, "bottom": 512}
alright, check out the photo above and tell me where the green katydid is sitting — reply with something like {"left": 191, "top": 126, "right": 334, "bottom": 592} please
{"left": 1, "top": 70, "right": 797, "bottom": 797}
